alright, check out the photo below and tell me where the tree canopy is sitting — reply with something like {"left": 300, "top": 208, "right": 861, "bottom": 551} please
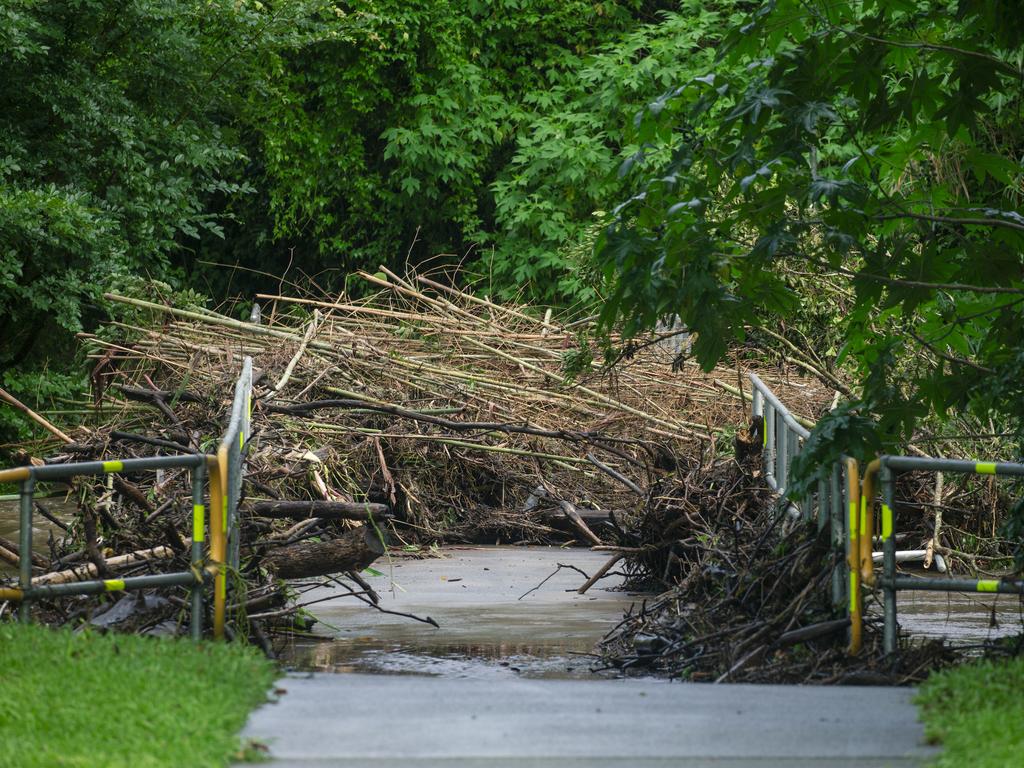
{"left": 596, "top": 0, "right": 1024, "bottom": 487}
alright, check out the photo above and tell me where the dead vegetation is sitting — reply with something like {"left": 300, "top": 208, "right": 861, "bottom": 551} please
{"left": 3, "top": 269, "right": 842, "bottom": 646}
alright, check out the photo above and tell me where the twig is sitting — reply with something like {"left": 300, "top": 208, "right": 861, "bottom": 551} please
{"left": 577, "top": 553, "right": 624, "bottom": 595}
{"left": 518, "top": 563, "right": 590, "bottom": 600}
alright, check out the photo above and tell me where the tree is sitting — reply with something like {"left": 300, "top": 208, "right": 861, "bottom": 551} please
{"left": 596, "top": 0, "right": 1024, "bottom": 487}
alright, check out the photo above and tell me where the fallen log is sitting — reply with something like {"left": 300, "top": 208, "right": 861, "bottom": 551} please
{"left": 262, "top": 524, "right": 385, "bottom": 579}
{"left": 251, "top": 500, "right": 390, "bottom": 521}
{"left": 774, "top": 618, "right": 851, "bottom": 648}
{"left": 32, "top": 544, "right": 181, "bottom": 586}
{"left": 553, "top": 500, "right": 603, "bottom": 546}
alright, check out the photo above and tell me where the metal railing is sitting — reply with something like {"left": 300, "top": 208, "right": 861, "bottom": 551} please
{"left": 871, "top": 456, "right": 1024, "bottom": 654}
{"left": 749, "top": 374, "right": 851, "bottom": 621}
{"left": 747, "top": 374, "right": 1024, "bottom": 656}
{"left": 212, "top": 356, "right": 253, "bottom": 637}
{"left": 0, "top": 357, "right": 253, "bottom": 641}
{"left": 0, "top": 455, "right": 212, "bottom": 640}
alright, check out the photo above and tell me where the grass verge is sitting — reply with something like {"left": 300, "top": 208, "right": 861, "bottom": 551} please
{"left": 916, "top": 655, "right": 1024, "bottom": 767}
{"left": 0, "top": 622, "right": 277, "bottom": 768}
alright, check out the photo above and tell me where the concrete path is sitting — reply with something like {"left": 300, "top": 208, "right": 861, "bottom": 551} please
{"left": 243, "top": 674, "right": 933, "bottom": 767}
{"left": 239, "top": 547, "right": 936, "bottom": 767}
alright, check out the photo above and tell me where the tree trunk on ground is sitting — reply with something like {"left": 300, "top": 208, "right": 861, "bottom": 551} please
{"left": 261, "top": 524, "right": 385, "bottom": 579}
{"left": 251, "top": 500, "right": 390, "bottom": 521}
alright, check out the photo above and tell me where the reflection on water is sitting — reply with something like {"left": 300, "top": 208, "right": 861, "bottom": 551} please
{"left": 287, "top": 636, "right": 608, "bottom": 680}
{"left": 279, "top": 598, "right": 642, "bottom": 680}
{"left": 277, "top": 547, "right": 645, "bottom": 681}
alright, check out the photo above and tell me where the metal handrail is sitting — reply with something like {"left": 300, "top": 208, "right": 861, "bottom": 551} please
{"left": 745, "top": 375, "right": 1000, "bottom": 657}
{"left": 876, "top": 455, "right": 1024, "bottom": 654}
{"left": 0, "top": 455, "right": 211, "bottom": 640}
{"left": 211, "top": 356, "right": 253, "bottom": 638}
{"left": 747, "top": 375, "right": 854, "bottom": 647}
{"left": 0, "top": 358, "right": 254, "bottom": 641}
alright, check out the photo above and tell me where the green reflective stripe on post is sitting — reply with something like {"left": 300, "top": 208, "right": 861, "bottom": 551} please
{"left": 976, "top": 462, "right": 997, "bottom": 475}
{"left": 102, "top": 460, "right": 123, "bottom": 473}
{"left": 193, "top": 504, "right": 205, "bottom": 543}
{"left": 977, "top": 580, "right": 999, "bottom": 592}
{"left": 859, "top": 497, "right": 868, "bottom": 537}
{"left": 104, "top": 579, "right": 125, "bottom": 591}
{"left": 849, "top": 571, "right": 858, "bottom": 612}
{"left": 881, "top": 504, "right": 893, "bottom": 541}
{"left": 222, "top": 496, "right": 228, "bottom": 532}
{"left": 849, "top": 501, "right": 858, "bottom": 536}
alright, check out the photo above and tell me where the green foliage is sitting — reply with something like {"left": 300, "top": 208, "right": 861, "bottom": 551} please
{"left": 917, "top": 655, "right": 1024, "bottom": 767}
{"left": 596, "top": 0, "right": 1024, "bottom": 491}
{"left": 242, "top": 0, "right": 640, "bottom": 296}
{"left": 0, "top": 622, "right": 276, "bottom": 768}
{"left": 0, "top": 0, "right": 258, "bottom": 429}
{"left": 238, "top": 1, "right": 747, "bottom": 304}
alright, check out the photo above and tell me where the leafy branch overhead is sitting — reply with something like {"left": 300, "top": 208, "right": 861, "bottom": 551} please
{"left": 596, "top": 0, "right": 1024, "bottom": 487}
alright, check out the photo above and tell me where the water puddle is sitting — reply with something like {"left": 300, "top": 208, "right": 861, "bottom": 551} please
{"left": 278, "top": 546, "right": 648, "bottom": 680}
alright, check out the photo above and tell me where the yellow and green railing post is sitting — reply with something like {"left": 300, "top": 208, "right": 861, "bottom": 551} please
{"left": 845, "top": 457, "right": 862, "bottom": 655}
{"left": 208, "top": 453, "right": 227, "bottom": 640}
{"left": 875, "top": 455, "right": 1024, "bottom": 654}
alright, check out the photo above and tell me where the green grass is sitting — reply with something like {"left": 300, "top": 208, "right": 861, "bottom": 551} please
{"left": 916, "top": 656, "right": 1024, "bottom": 767}
{"left": 0, "top": 623, "right": 278, "bottom": 768}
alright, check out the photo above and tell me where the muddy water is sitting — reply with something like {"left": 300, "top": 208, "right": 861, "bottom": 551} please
{"left": 893, "top": 585, "right": 1024, "bottom": 646}
{"left": 279, "top": 546, "right": 648, "bottom": 680}
{"left": 0, "top": 498, "right": 73, "bottom": 575}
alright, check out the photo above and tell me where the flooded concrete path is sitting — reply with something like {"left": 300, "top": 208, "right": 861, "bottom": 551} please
{"left": 278, "top": 546, "right": 642, "bottom": 679}
{"left": 241, "top": 546, "right": 936, "bottom": 767}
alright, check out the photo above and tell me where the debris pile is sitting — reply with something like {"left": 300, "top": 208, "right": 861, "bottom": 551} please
{"left": 1, "top": 269, "right": 833, "bottom": 642}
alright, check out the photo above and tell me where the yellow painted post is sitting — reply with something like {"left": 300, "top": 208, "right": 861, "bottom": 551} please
{"left": 846, "top": 458, "right": 862, "bottom": 655}
{"left": 860, "top": 459, "right": 881, "bottom": 586}
{"left": 207, "top": 455, "right": 226, "bottom": 640}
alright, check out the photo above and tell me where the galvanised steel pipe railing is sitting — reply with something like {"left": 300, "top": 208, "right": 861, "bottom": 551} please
{"left": 749, "top": 372, "right": 811, "bottom": 494}
{"left": 211, "top": 356, "right": 253, "bottom": 638}
{"left": 877, "top": 455, "right": 1024, "bottom": 654}
{"left": 748, "top": 375, "right": 854, "bottom": 641}
{"left": 0, "top": 455, "right": 210, "bottom": 640}
{"left": 0, "top": 358, "right": 253, "bottom": 641}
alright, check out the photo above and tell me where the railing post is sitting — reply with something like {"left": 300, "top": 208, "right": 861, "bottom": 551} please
{"left": 765, "top": 401, "right": 776, "bottom": 486}
{"left": 777, "top": 418, "right": 788, "bottom": 495}
{"left": 18, "top": 474, "right": 35, "bottom": 623}
{"left": 881, "top": 460, "right": 898, "bottom": 654}
{"left": 830, "top": 463, "right": 844, "bottom": 611}
{"left": 190, "top": 462, "right": 206, "bottom": 641}
{"left": 208, "top": 455, "right": 226, "bottom": 640}
{"left": 845, "top": 458, "right": 862, "bottom": 654}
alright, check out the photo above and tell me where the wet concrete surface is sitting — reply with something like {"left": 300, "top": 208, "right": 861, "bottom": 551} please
{"left": 243, "top": 547, "right": 937, "bottom": 767}
{"left": 246, "top": 673, "right": 933, "bottom": 768}
{"left": 279, "top": 546, "right": 644, "bottom": 680}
